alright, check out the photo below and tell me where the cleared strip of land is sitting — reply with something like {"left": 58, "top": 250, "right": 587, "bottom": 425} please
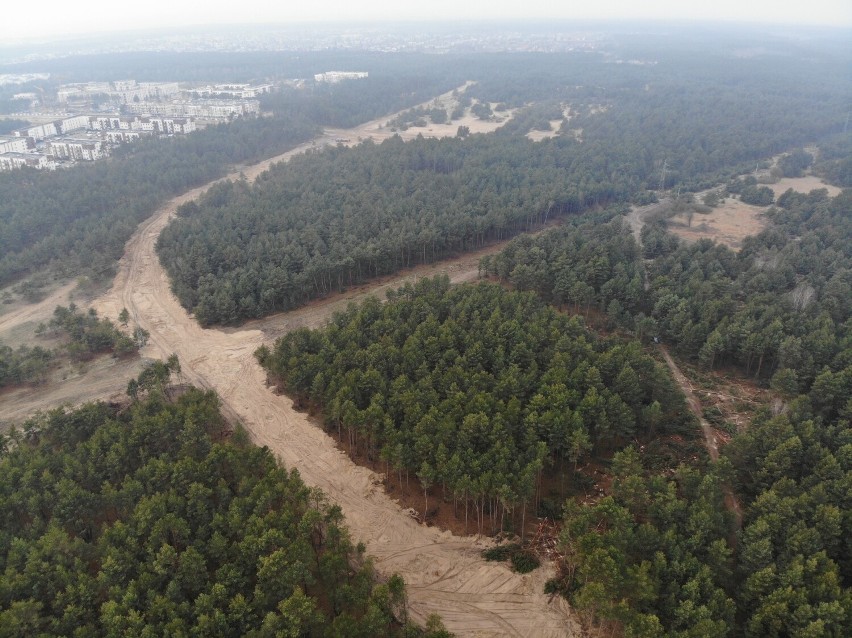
{"left": 79, "top": 98, "right": 578, "bottom": 636}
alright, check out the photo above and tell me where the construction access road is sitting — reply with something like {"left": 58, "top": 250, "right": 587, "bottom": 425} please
{"left": 90, "top": 99, "right": 578, "bottom": 637}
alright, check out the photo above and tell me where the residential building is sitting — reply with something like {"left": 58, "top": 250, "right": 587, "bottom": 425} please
{"left": 0, "top": 137, "right": 33, "bottom": 154}
{"left": 0, "top": 152, "right": 54, "bottom": 171}
{"left": 59, "top": 115, "right": 91, "bottom": 134}
{"left": 15, "top": 122, "right": 57, "bottom": 141}
{"left": 46, "top": 138, "right": 106, "bottom": 161}
{"left": 125, "top": 99, "right": 259, "bottom": 118}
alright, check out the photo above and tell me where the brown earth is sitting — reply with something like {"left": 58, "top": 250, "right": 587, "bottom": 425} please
{"left": 73, "top": 93, "right": 578, "bottom": 636}
{"left": 667, "top": 172, "right": 841, "bottom": 251}
{"left": 668, "top": 199, "right": 768, "bottom": 250}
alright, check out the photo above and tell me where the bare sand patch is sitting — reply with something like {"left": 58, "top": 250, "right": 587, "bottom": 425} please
{"left": 669, "top": 199, "right": 768, "bottom": 250}
{"left": 322, "top": 85, "right": 517, "bottom": 146}
{"left": 0, "top": 355, "right": 145, "bottom": 428}
{"left": 0, "top": 280, "right": 77, "bottom": 331}
{"left": 526, "top": 119, "right": 564, "bottom": 142}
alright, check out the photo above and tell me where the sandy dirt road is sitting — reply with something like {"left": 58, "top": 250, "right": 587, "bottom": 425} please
{"left": 88, "top": 98, "right": 578, "bottom": 636}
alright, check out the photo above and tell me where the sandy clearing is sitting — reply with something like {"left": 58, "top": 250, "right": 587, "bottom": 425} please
{"left": 0, "top": 280, "right": 78, "bottom": 335}
{"left": 768, "top": 175, "right": 841, "bottom": 198}
{"left": 85, "top": 94, "right": 577, "bottom": 636}
{"left": 668, "top": 199, "right": 768, "bottom": 250}
{"left": 526, "top": 119, "right": 564, "bottom": 142}
{"left": 323, "top": 85, "right": 516, "bottom": 146}
{"left": 0, "top": 355, "right": 146, "bottom": 427}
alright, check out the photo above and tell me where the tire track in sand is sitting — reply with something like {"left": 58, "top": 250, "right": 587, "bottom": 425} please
{"left": 91, "top": 120, "right": 579, "bottom": 635}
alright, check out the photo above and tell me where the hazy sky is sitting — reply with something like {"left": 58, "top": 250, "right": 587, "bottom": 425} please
{"left": 6, "top": 0, "right": 852, "bottom": 41}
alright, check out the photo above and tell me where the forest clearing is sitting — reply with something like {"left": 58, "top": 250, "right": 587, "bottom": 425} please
{"left": 667, "top": 198, "right": 768, "bottom": 250}
{"left": 667, "top": 171, "right": 838, "bottom": 249}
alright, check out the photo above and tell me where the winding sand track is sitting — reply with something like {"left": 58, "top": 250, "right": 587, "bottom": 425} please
{"left": 91, "top": 109, "right": 577, "bottom": 635}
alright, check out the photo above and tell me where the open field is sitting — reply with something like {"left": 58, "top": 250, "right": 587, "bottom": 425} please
{"left": 668, "top": 198, "right": 768, "bottom": 250}
{"left": 768, "top": 175, "right": 841, "bottom": 197}
{"left": 0, "top": 355, "right": 145, "bottom": 427}
{"left": 3, "top": 89, "right": 576, "bottom": 636}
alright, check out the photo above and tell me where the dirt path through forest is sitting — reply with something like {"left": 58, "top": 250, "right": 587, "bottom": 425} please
{"left": 657, "top": 347, "right": 743, "bottom": 526}
{"left": 657, "top": 347, "right": 719, "bottom": 461}
{"left": 628, "top": 203, "right": 743, "bottom": 527}
{"left": 89, "top": 98, "right": 578, "bottom": 636}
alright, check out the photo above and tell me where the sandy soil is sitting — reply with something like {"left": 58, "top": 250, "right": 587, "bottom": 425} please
{"left": 81, "top": 95, "right": 578, "bottom": 636}
{"left": 668, "top": 199, "right": 768, "bottom": 250}
{"left": 0, "top": 355, "right": 145, "bottom": 427}
{"left": 768, "top": 175, "right": 841, "bottom": 198}
{"left": 320, "top": 84, "right": 517, "bottom": 146}
{"left": 526, "top": 120, "right": 564, "bottom": 142}
{"left": 0, "top": 280, "right": 78, "bottom": 333}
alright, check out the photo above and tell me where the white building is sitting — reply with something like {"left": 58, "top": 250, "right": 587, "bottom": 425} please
{"left": 16, "top": 122, "right": 57, "bottom": 141}
{"left": 150, "top": 117, "right": 196, "bottom": 134}
{"left": 46, "top": 138, "right": 106, "bottom": 161}
{"left": 57, "top": 82, "right": 112, "bottom": 103}
{"left": 189, "top": 83, "right": 273, "bottom": 98}
{"left": 104, "top": 130, "right": 144, "bottom": 143}
{"left": 88, "top": 116, "right": 124, "bottom": 131}
{"left": 59, "top": 115, "right": 91, "bottom": 134}
{"left": 314, "top": 71, "right": 369, "bottom": 83}
{"left": 87, "top": 114, "right": 197, "bottom": 135}
{"left": 125, "top": 100, "right": 259, "bottom": 118}
{"left": 110, "top": 81, "right": 180, "bottom": 104}
{"left": 0, "top": 137, "right": 32, "bottom": 154}
{"left": 0, "top": 152, "right": 54, "bottom": 171}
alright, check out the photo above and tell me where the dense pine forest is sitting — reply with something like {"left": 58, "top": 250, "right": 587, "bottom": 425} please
{"left": 552, "top": 373, "right": 851, "bottom": 636}
{"left": 0, "top": 117, "right": 317, "bottom": 286}
{"left": 482, "top": 186, "right": 852, "bottom": 632}
{"left": 156, "top": 135, "right": 630, "bottom": 325}
{"left": 257, "top": 277, "right": 696, "bottom": 534}
{"left": 0, "top": 387, "right": 450, "bottom": 637}
{"left": 156, "top": 45, "right": 849, "bottom": 324}
{"left": 485, "top": 188, "right": 852, "bottom": 391}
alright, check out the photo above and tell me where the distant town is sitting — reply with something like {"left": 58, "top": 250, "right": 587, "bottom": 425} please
{"left": 0, "top": 72, "right": 368, "bottom": 171}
